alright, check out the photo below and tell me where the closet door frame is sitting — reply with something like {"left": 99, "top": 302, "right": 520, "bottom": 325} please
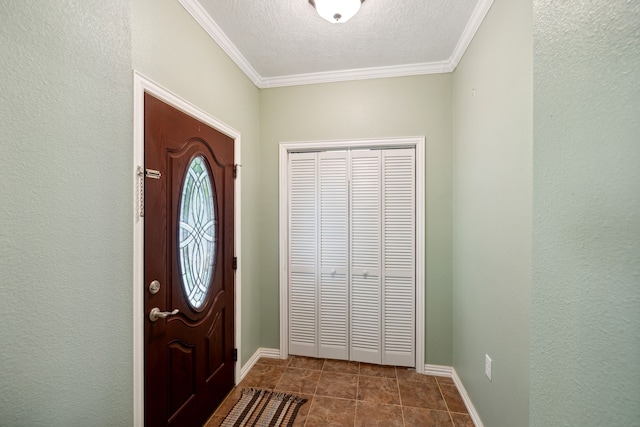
{"left": 278, "top": 137, "right": 426, "bottom": 373}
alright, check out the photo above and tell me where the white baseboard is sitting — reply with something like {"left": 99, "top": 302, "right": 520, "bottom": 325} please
{"left": 259, "top": 348, "right": 281, "bottom": 359}
{"left": 451, "top": 368, "right": 484, "bottom": 427}
{"left": 239, "top": 347, "right": 282, "bottom": 382}
{"left": 424, "top": 365, "right": 483, "bottom": 427}
{"left": 239, "top": 348, "right": 261, "bottom": 381}
{"left": 424, "top": 363, "right": 454, "bottom": 377}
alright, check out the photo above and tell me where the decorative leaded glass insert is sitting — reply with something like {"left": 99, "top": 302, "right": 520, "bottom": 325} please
{"left": 178, "top": 155, "right": 216, "bottom": 309}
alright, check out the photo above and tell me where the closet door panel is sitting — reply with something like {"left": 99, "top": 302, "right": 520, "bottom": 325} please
{"left": 382, "top": 149, "right": 415, "bottom": 366}
{"left": 349, "top": 151, "right": 382, "bottom": 364}
{"left": 289, "top": 271, "right": 317, "bottom": 356}
{"left": 350, "top": 275, "right": 381, "bottom": 363}
{"left": 318, "top": 152, "right": 349, "bottom": 359}
{"left": 288, "top": 147, "right": 416, "bottom": 366}
{"left": 319, "top": 273, "right": 348, "bottom": 359}
{"left": 288, "top": 153, "right": 318, "bottom": 357}
{"left": 383, "top": 276, "right": 414, "bottom": 364}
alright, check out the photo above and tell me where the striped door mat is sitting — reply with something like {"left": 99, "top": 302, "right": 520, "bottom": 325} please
{"left": 221, "top": 388, "right": 308, "bottom": 427}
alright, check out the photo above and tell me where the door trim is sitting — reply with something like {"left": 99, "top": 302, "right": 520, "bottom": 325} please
{"left": 133, "top": 71, "right": 242, "bottom": 427}
{"left": 278, "top": 137, "right": 426, "bottom": 373}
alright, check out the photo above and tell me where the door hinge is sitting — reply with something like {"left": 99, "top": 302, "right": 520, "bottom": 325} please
{"left": 233, "top": 163, "right": 242, "bottom": 179}
{"left": 145, "top": 168, "right": 162, "bottom": 179}
{"left": 232, "top": 257, "right": 238, "bottom": 270}
{"left": 233, "top": 348, "right": 238, "bottom": 362}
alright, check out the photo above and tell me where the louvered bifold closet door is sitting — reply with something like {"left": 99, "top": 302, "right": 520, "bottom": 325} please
{"left": 349, "top": 150, "right": 382, "bottom": 364}
{"left": 288, "top": 152, "right": 318, "bottom": 357}
{"left": 289, "top": 147, "right": 415, "bottom": 365}
{"left": 382, "top": 148, "right": 415, "bottom": 367}
{"left": 318, "top": 151, "right": 349, "bottom": 359}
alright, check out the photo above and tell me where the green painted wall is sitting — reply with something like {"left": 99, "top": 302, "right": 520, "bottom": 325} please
{"left": 260, "top": 75, "right": 454, "bottom": 365}
{"left": 452, "top": 0, "right": 532, "bottom": 425}
{"left": 5, "top": 1, "right": 636, "bottom": 424}
{"left": 132, "top": 0, "right": 263, "bottom": 365}
{"left": 531, "top": 0, "right": 640, "bottom": 425}
{"left": 0, "top": 1, "right": 133, "bottom": 424}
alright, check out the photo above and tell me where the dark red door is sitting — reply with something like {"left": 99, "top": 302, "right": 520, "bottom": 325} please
{"left": 144, "top": 93, "right": 235, "bottom": 426}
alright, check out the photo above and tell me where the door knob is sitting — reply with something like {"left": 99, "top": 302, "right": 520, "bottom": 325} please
{"left": 149, "top": 307, "right": 179, "bottom": 322}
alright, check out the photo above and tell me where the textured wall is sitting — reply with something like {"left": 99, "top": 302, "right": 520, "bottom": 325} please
{"left": 452, "top": 0, "right": 532, "bottom": 425}
{"left": 132, "top": 0, "right": 262, "bottom": 365}
{"left": 532, "top": 0, "right": 640, "bottom": 425}
{"left": 260, "top": 74, "right": 454, "bottom": 365}
{"left": 0, "top": 1, "right": 133, "bottom": 424}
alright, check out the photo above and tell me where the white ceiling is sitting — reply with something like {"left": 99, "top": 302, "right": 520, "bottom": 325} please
{"left": 178, "top": 0, "right": 494, "bottom": 88}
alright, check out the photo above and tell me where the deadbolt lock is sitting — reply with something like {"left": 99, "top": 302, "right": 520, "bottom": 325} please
{"left": 149, "top": 280, "right": 161, "bottom": 295}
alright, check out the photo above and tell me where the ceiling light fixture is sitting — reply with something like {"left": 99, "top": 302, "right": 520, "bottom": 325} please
{"left": 309, "top": 0, "right": 365, "bottom": 24}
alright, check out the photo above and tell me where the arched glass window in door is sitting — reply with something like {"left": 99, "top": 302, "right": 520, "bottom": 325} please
{"left": 178, "top": 155, "right": 217, "bottom": 309}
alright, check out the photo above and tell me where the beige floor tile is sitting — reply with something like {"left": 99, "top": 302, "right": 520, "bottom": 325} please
{"left": 435, "top": 375, "right": 455, "bottom": 385}
{"left": 396, "top": 367, "right": 438, "bottom": 384}
{"left": 256, "top": 356, "right": 292, "bottom": 367}
{"left": 212, "top": 386, "right": 243, "bottom": 417}
{"left": 440, "top": 384, "right": 468, "bottom": 414}
{"left": 291, "top": 393, "right": 314, "bottom": 427}
{"left": 238, "top": 364, "right": 285, "bottom": 389}
{"left": 403, "top": 407, "right": 454, "bottom": 427}
{"left": 357, "top": 375, "right": 401, "bottom": 405}
{"left": 206, "top": 356, "right": 475, "bottom": 427}
{"left": 360, "top": 362, "right": 397, "bottom": 378}
{"left": 316, "top": 371, "right": 359, "bottom": 399}
{"left": 305, "top": 396, "right": 356, "bottom": 427}
{"left": 289, "top": 355, "right": 325, "bottom": 370}
{"left": 399, "top": 380, "right": 448, "bottom": 411}
{"left": 450, "top": 412, "right": 475, "bottom": 427}
{"left": 355, "top": 401, "right": 404, "bottom": 427}
{"left": 275, "top": 368, "right": 322, "bottom": 394}
{"left": 323, "top": 358, "right": 360, "bottom": 374}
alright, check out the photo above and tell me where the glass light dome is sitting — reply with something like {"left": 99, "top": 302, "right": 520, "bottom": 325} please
{"left": 310, "top": 0, "right": 364, "bottom": 24}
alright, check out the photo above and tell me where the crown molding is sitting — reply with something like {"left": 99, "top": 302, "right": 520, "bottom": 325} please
{"left": 182, "top": 0, "right": 494, "bottom": 88}
{"left": 259, "top": 60, "right": 454, "bottom": 88}
{"left": 177, "top": 0, "right": 262, "bottom": 87}
{"left": 449, "top": 0, "right": 495, "bottom": 69}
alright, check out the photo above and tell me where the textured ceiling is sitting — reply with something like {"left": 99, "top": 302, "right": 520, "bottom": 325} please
{"left": 180, "top": 0, "right": 493, "bottom": 87}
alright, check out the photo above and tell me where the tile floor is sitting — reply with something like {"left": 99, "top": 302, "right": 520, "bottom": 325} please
{"left": 204, "top": 356, "right": 474, "bottom": 427}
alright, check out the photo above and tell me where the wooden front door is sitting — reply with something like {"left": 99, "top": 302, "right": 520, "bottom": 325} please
{"left": 144, "top": 93, "right": 235, "bottom": 426}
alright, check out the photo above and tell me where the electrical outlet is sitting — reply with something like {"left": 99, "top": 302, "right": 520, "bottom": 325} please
{"left": 485, "top": 354, "right": 492, "bottom": 381}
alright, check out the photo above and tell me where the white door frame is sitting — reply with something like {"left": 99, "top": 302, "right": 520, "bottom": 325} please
{"left": 132, "top": 71, "right": 242, "bottom": 427}
{"left": 278, "top": 137, "right": 426, "bottom": 373}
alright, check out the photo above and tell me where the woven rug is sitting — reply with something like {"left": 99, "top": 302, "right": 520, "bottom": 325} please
{"left": 221, "top": 388, "right": 308, "bottom": 427}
